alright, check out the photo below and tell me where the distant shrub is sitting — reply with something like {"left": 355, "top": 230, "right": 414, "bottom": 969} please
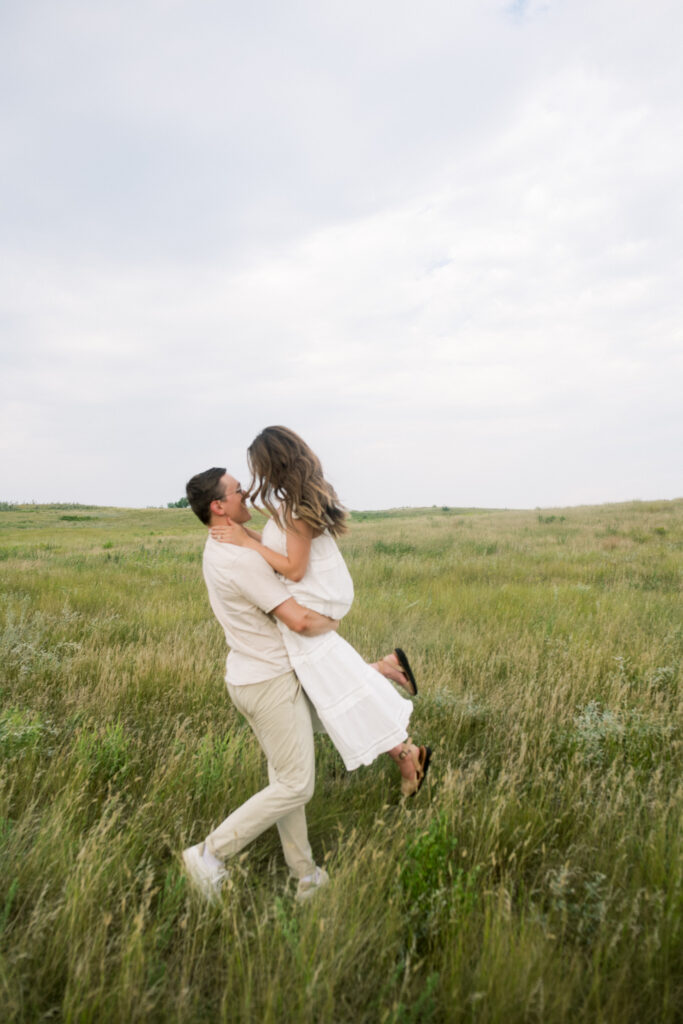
{"left": 0, "top": 708, "right": 58, "bottom": 759}
{"left": 648, "top": 664, "right": 677, "bottom": 694}
{"left": 545, "top": 866, "right": 609, "bottom": 945}
{"left": 629, "top": 530, "right": 648, "bottom": 543}
{"left": 75, "top": 720, "right": 131, "bottom": 784}
{"left": 373, "top": 540, "right": 417, "bottom": 556}
{"left": 474, "top": 541, "right": 498, "bottom": 556}
{"left": 400, "top": 811, "right": 481, "bottom": 939}
{"left": 46, "top": 503, "right": 95, "bottom": 510}
{"left": 0, "top": 599, "right": 80, "bottom": 681}
{"left": 572, "top": 700, "right": 674, "bottom": 771}
{"left": 400, "top": 812, "right": 460, "bottom": 904}
{"left": 167, "top": 498, "right": 190, "bottom": 508}
{"left": 574, "top": 701, "right": 624, "bottom": 765}
{"left": 350, "top": 510, "right": 391, "bottom": 522}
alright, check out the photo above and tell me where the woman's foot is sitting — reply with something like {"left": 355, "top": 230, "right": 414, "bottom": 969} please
{"left": 373, "top": 650, "right": 417, "bottom": 696}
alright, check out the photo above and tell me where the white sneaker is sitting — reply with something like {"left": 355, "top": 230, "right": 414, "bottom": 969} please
{"left": 296, "top": 866, "right": 330, "bottom": 903}
{"left": 182, "top": 843, "right": 228, "bottom": 902}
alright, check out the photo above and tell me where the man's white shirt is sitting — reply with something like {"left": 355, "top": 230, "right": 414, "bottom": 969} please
{"left": 202, "top": 536, "right": 292, "bottom": 686}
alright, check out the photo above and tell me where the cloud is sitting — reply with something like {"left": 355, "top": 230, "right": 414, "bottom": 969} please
{"left": 1, "top": 0, "right": 681, "bottom": 507}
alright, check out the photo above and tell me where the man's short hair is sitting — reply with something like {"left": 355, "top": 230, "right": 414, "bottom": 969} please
{"left": 186, "top": 467, "right": 226, "bottom": 525}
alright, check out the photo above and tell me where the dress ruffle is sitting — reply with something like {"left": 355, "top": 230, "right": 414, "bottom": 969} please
{"left": 283, "top": 630, "right": 412, "bottom": 770}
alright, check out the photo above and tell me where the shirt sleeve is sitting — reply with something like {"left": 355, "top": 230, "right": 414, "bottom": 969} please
{"left": 231, "top": 548, "right": 292, "bottom": 613}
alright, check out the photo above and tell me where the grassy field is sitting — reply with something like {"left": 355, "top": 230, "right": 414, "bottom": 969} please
{"left": 1, "top": 498, "right": 681, "bottom": 1023}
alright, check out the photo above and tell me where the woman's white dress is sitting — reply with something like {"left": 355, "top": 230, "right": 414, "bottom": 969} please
{"left": 262, "top": 517, "right": 412, "bottom": 770}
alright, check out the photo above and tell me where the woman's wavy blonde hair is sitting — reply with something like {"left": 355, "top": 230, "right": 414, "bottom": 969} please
{"left": 247, "top": 426, "right": 348, "bottom": 537}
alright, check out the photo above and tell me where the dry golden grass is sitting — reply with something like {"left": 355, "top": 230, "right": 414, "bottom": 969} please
{"left": 0, "top": 498, "right": 681, "bottom": 1022}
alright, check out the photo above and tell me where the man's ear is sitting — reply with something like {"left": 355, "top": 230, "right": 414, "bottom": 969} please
{"left": 210, "top": 499, "right": 225, "bottom": 517}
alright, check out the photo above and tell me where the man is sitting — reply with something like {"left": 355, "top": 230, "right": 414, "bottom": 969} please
{"left": 182, "top": 467, "right": 338, "bottom": 902}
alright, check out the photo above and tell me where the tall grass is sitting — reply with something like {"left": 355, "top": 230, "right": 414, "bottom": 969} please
{"left": 1, "top": 499, "right": 681, "bottom": 1022}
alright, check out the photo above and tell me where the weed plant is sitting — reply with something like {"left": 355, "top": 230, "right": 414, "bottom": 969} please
{"left": 0, "top": 500, "right": 681, "bottom": 1022}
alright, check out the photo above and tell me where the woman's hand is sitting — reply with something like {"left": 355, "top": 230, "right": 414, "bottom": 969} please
{"left": 210, "top": 522, "right": 249, "bottom": 546}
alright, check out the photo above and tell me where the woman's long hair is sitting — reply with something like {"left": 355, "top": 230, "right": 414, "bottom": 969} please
{"left": 247, "top": 426, "right": 348, "bottom": 537}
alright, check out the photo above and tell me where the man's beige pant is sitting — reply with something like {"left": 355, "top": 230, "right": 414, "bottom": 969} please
{"left": 205, "top": 669, "right": 316, "bottom": 879}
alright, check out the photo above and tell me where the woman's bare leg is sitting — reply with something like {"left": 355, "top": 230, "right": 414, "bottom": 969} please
{"left": 388, "top": 740, "right": 418, "bottom": 782}
{"left": 386, "top": 739, "right": 431, "bottom": 796}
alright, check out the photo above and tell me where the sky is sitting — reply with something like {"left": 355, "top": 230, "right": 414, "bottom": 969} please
{"left": 1, "top": 0, "right": 681, "bottom": 511}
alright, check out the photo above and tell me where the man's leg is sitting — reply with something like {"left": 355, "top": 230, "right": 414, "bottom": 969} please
{"left": 266, "top": 760, "right": 314, "bottom": 878}
{"left": 205, "top": 670, "right": 316, "bottom": 878}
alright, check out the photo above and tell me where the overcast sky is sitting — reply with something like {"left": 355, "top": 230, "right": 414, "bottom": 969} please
{"left": 1, "top": 0, "right": 681, "bottom": 510}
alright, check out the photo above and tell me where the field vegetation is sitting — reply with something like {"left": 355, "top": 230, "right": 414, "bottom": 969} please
{"left": 1, "top": 498, "right": 681, "bottom": 1022}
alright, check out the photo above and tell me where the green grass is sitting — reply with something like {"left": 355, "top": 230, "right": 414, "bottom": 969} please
{"left": 0, "top": 499, "right": 681, "bottom": 1022}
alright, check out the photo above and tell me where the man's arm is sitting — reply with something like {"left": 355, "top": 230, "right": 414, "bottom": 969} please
{"left": 272, "top": 597, "right": 339, "bottom": 637}
{"left": 211, "top": 545, "right": 335, "bottom": 637}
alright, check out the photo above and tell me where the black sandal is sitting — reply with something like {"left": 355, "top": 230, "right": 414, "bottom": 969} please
{"left": 394, "top": 648, "right": 418, "bottom": 696}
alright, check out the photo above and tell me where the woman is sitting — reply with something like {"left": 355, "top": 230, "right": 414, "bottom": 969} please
{"left": 211, "top": 426, "right": 431, "bottom": 796}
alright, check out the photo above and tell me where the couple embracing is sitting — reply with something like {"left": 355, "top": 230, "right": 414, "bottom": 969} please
{"left": 183, "top": 426, "right": 432, "bottom": 902}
